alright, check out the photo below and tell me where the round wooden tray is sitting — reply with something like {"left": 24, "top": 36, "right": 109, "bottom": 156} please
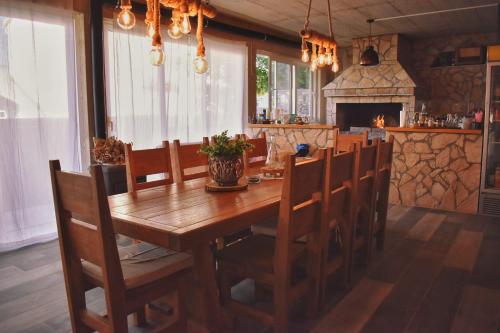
{"left": 205, "top": 179, "right": 248, "bottom": 192}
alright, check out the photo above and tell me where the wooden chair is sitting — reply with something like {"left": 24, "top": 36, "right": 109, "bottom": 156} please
{"left": 49, "top": 160, "right": 192, "bottom": 333}
{"left": 124, "top": 141, "right": 174, "bottom": 192}
{"left": 217, "top": 152, "right": 326, "bottom": 333}
{"left": 372, "top": 135, "right": 395, "bottom": 251}
{"left": 242, "top": 132, "right": 268, "bottom": 169}
{"left": 171, "top": 137, "right": 210, "bottom": 182}
{"left": 318, "top": 145, "right": 358, "bottom": 308}
{"left": 351, "top": 141, "right": 379, "bottom": 270}
{"left": 335, "top": 131, "right": 368, "bottom": 153}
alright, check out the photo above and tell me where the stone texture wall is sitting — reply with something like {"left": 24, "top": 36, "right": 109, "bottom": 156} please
{"left": 388, "top": 130, "right": 482, "bottom": 214}
{"left": 333, "top": 32, "right": 497, "bottom": 116}
{"left": 245, "top": 126, "right": 336, "bottom": 156}
{"left": 323, "top": 34, "right": 416, "bottom": 127}
{"left": 412, "top": 32, "right": 497, "bottom": 114}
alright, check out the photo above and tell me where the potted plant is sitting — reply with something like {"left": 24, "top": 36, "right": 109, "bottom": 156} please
{"left": 200, "top": 131, "right": 253, "bottom": 186}
{"left": 92, "top": 136, "right": 128, "bottom": 195}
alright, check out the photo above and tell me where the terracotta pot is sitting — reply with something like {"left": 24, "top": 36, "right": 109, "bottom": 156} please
{"left": 208, "top": 155, "right": 244, "bottom": 186}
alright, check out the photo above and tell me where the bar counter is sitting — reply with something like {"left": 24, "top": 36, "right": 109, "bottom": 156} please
{"left": 245, "top": 123, "right": 337, "bottom": 155}
{"left": 385, "top": 127, "right": 483, "bottom": 213}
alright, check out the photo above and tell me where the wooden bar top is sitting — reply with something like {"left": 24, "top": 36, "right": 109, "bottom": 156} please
{"left": 385, "top": 127, "right": 482, "bottom": 135}
{"left": 247, "top": 123, "right": 336, "bottom": 130}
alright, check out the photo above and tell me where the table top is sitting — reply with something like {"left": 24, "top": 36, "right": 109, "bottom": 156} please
{"left": 109, "top": 174, "right": 283, "bottom": 251}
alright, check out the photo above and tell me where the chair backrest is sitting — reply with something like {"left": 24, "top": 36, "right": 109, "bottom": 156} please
{"left": 375, "top": 135, "right": 394, "bottom": 207}
{"left": 49, "top": 160, "right": 126, "bottom": 330}
{"left": 335, "top": 131, "right": 368, "bottom": 153}
{"left": 274, "top": 151, "right": 325, "bottom": 283}
{"left": 243, "top": 132, "right": 268, "bottom": 168}
{"left": 125, "top": 141, "right": 174, "bottom": 192}
{"left": 322, "top": 147, "right": 357, "bottom": 232}
{"left": 172, "top": 137, "right": 210, "bottom": 182}
{"left": 355, "top": 143, "right": 378, "bottom": 205}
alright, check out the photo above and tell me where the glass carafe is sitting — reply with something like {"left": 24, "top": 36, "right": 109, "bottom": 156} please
{"left": 265, "top": 135, "right": 282, "bottom": 169}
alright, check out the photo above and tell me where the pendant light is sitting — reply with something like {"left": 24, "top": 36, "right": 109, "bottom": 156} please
{"left": 360, "top": 19, "right": 379, "bottom": 66}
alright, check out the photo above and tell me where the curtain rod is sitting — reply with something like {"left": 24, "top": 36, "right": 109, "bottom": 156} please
{"left": 370, "top": 3, "right": 498, "bottom": 23}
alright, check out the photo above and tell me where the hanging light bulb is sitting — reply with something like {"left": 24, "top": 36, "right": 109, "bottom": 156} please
{"left": 146, "top": 21, "right": 155, "bottom": 38}
{"left": 310, "top": 59, "right": 318, "bottom": 72}
{"left": 301, "top": 39, "right": 309, "bottom": 63}
{"left": 301, "top": 49, "right": 310, "bottom": 63}
{"left": 193, "top": 55, "right": 209, "bottom": 74}
{"left": 318, "top": 46, "right": 326, "bottom": 66}
{"left": 117, "top": 6, "right": 136, "bottom": 30}
{"left": 181, "top": 15, "right": 191, "bottom": 34}
{"left": 332, "top": 60, "right": 339, "bottom": 73}
{"left": 168, "top": 18, "right": 183, "bottom": 39}
{"left": 326, "top": 48, "right": 333, "bottom": 65}
{"left": 150, "top": 45, "right": 165, "bottom": 66}
{"left": 150, "top": 0, "right": 164, "bottom": 66}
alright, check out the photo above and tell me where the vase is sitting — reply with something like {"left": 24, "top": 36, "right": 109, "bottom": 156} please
{"left": 208, "top": 155, "right": 244, "bottom": 186}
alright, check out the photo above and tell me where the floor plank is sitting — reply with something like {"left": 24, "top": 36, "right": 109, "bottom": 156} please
{"left": 444, "top": 230, "right": 484, "bottom": 271}
{"left": 311, "top": 278, "right": 393, "bottom": 333}
{"left": 450, "top": 285, "right": 500, "bottom": 333}
{"left": 387, "top": 206, "right": 411, "bottom": 228}
{"left": 406, "top": 212, "right": 446, "bottom": 242}
{"left": 469, "top": 234, "right": 500, "bottom": 290}
{"left": 405, "top": 267, "right": 468, "bottom": 333}
{"left": 361, "top": 257, "right": 442, "bottom": 333}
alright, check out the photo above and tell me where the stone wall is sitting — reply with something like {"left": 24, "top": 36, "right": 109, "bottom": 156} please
{"left": 245, "top": 125, "right": 336, "bottom": 156}
{"left": 388, "top": 130, "right": 482, "bottom": 214}
{"left": 333, "top": 32, "right": 497, "bottom": 116}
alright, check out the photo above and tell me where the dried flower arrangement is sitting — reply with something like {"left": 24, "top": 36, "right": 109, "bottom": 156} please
{"left": 92, "top": 136, "right": 126, "bottom": 164}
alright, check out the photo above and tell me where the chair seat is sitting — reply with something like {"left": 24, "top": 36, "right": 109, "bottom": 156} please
{"left": 217, "top": 235, "right": 305, "bottom": 273}
{"left": 83, "top": 242, "right": 192, "bottom": 289}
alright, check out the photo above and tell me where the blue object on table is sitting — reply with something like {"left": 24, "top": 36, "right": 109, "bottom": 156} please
{"left": 295, "top": 144, "right": 309, "bottom": 157}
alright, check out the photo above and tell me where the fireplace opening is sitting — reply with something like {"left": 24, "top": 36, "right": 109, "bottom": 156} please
{"left": 336, "top": 103, "right": 402, "bottom": 131}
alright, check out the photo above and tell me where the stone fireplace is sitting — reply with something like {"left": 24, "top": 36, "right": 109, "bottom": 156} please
{"left": 323, "top": 34, "right": 418, "bottom": 137}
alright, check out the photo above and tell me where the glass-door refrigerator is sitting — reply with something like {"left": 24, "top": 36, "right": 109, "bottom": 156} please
{"left": 480, "top": 52, "right": 500, "bottom": 216}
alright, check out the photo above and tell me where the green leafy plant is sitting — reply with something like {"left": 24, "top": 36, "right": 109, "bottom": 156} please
{"left": 199, "top": 131, "right": 254, "bottom": 159}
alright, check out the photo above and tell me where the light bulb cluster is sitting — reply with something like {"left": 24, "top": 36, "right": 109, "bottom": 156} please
{"left": 116, "top": 0, "right": 215, "bottom": 73}
{"left": 300, "top": 39, "right": 340, "bottom": 73}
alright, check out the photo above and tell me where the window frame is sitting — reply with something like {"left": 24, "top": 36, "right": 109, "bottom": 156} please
{"left": 256, "top": 50, "right": 315, "bottom": 118}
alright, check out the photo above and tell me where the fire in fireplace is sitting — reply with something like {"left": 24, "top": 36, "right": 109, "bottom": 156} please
{"left": 335, "top": 103, "right": 401, "bottom": 131}
{"left": 373, "top": 115, "right": 385, "bottom": 128}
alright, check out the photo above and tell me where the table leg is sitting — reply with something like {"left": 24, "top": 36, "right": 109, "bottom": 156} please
{"left": 191, "top": 241, "right": 224, "bottom": 332}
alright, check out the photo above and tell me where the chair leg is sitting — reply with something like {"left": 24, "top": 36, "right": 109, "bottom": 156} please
{"left": 218, "top": 266, "right": 232, "bottom": 305}
{"left": 133, "top": 306, "right": 147, "bottom": 326}
{"left": 273, "top": 284, "right": 288, "bottom": 333}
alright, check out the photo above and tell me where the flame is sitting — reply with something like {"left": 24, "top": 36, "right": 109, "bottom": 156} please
{"left": 373, "top": 115, "right": 385, "bottom": 128}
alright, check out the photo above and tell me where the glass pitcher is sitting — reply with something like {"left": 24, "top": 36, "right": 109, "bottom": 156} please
{"left": 265, "top": 135, "right": 282, "bottom": 169}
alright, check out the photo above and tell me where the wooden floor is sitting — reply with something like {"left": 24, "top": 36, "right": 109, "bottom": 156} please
{"left": 1, "top": 206, "right": 500, "bottom": 332}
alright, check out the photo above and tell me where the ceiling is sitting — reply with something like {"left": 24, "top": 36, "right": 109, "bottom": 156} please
{"left": 209, "top": 0, "right": 499, "bottom": 46}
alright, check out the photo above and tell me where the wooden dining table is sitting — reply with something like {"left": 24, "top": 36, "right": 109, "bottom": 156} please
{"left": 108, "top": 169, "right": 283, "bottom": 331}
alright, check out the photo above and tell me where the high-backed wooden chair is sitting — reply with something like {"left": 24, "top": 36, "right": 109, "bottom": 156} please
{"left": 217, "top": 152, "right": 325, "bottom": 333}
{"left": 124, "top": 141, "right": 174, "bottom": 192}
{"left": 351, "top": 141, "right": 379, "bottom": 269}
{"left": 242, "top": 132, "right": 268, "bottom": 169}
{"left": 335, "top": 131, "right": 368, "bottom": 153}
{"left": 49, "top": 160, "right": 192, "bottom": 333}
{"left": 171, "top": 137, "right": 210, "bottom": 182}
{"left": 373, "top": 135, "right": 394, "bottom": 251}
{"left": 318, "top": 145, "right": 358, "bottom": 308}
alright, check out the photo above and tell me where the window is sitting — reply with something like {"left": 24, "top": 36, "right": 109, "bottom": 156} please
{"left": 256, "top": 53, "right": 314, "bottom": 119}
{"left": 0, "top": 2, "right": 87, "bottom": 251}
{"left": 104, "top": 19, "right": 247, "bottom": 148}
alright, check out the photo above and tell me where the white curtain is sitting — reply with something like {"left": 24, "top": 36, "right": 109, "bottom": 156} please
{"left": 0, "top": 0, "right": 88, "bottom": 251}
{"left": 104, "top": 18, "right": 247, "bottom": 149}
